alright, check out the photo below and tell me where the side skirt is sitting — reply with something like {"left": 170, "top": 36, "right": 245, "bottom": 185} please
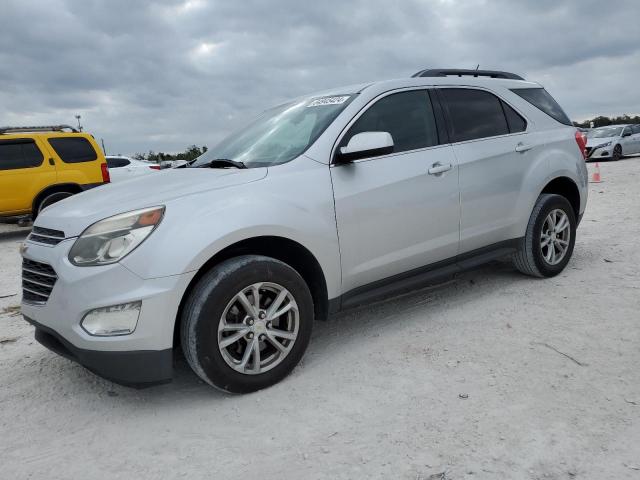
{"left": 329, "top": 238, "right": 521, "bottom": 313}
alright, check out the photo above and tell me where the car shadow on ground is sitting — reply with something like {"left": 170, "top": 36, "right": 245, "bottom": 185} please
{"left": 20, "top": 258, "right": 532, "bottom": 407}
{"left": 0, "top": 229, "right": 30, "bottom": 242}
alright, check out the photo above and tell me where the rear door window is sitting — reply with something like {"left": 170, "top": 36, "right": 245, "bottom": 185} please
{"left": 48, "top": 137, "right": 98, "bottom": 163}
{"left": 0, "top": 139, "right": 44, "bottom": 170}
{"left": 511, "top": 88, "right": 572, "bottom": 126}
{"left": 440, "top": 88, "right": 510, "bottom": 142}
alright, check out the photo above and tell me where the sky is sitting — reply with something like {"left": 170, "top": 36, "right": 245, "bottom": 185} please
{"left": 1, "top": 0, "right": 639, "bottom": 155}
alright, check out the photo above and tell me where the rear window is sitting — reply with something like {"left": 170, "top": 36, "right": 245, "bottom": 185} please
{"left": 48, "top": 137, "right": 98, "bottom": 163}
{"left": 0, "top": 139, "right": 44, "bottom": 170}
{"left": 511, "top": 88, "right": 572, "bottom": 126}
{"left": 440, "top": 88, "right": 510, "bottom": 142}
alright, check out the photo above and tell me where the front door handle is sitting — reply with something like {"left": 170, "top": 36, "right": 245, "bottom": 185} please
{"left": 428, "top": 162, "right": 452, "bottom": 175}
{"left": 515, "top": 143, "right": 534, "bottom": 153}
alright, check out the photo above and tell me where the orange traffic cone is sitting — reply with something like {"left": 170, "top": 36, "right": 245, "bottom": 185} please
{"left": 590, "top": 162, "right": 602, "bottom": 183}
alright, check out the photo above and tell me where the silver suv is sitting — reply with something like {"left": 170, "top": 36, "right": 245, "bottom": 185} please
{"left": 21, "top": 68, "right": 588, "bottom": 392}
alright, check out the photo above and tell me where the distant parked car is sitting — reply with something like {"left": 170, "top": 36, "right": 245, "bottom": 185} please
{"left": 0, "top": 125, "right": 109, "bottom": 219}
{"left": 106, "top": 156, "right": 160, "bottom": 182}
{"left": 159, "top": 159, "right": 189, "bottom": 169}
{"left": 585, "top": 124, "right": 640, "bottom": 161}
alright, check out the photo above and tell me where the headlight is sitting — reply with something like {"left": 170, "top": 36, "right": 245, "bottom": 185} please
{"left": 69, "top": 206, "right": 164, "bottom": 266}
{"left": 596, "top": 141, "right": 612, "bottom": 149}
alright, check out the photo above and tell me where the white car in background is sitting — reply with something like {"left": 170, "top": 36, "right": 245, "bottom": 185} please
{"left": 105, "top": 156, "right": 161, "bottom": 182}
{"left": 585, "top": 124, "right": 640, "bottom": 161}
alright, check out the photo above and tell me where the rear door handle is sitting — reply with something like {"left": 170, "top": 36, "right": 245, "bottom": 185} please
{"left": 515, "top": 143, "right": 534, "bottom": 153}
{"left": 428, "top": 162, "right": 452, "bottom": 175}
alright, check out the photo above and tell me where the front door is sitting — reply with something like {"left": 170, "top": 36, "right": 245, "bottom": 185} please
{"left": 331, "top": 89, "right": 460, "bottom": 293}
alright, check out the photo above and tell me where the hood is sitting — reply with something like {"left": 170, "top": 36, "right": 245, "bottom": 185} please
{"left": 35, "top": 167, "right": 268, "bottom": 237}
{"left": 586, "top": 136, "right": 616, "bottom": 147}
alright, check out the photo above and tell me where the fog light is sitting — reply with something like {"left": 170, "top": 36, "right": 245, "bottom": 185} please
{"left": 81, "top": 301, "right": 141, "bottom": 336}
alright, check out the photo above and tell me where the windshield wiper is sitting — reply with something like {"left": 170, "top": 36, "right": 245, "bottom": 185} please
{"left": 196, "top": 158, "right": 247, "bottom": 169}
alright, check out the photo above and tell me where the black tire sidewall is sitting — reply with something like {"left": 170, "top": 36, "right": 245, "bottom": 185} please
{"left": 531, "top": 195, "right": 577, "bottom": 277}
{"left": 183, "top": 256, "right": 314, "bottom": 393}
{"left": 613, "top": 145, "right": 622, "bottom": 161}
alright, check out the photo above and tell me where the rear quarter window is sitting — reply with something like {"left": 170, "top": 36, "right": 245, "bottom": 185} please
{"left": 48, "top": 137, "right": 98, "bottom": 163}
{"left": 0, "top": 139, "right": 44, "bottom": 170}
{"left": 511, "top": 88, "right": 572, "bottom": 126}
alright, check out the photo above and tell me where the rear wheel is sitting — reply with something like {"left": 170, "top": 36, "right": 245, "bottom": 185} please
{"left": 180, "top": 255, "right": 314, "bottom": 393}
{"left": 34, "top": 191, "right": 74, "bottom": 218}
{"left": 512, "top": 194, "right": 576, "bottom": 278}
{"left": 612, "top": 144, "right": 622, "bottom": 161}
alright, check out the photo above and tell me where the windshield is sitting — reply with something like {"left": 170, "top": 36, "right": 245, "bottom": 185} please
{"left": 191, "top": 94, "right": 355, "bottom": 168}
{"left": 588, "top": 126, "right": 623, "bottom": 138}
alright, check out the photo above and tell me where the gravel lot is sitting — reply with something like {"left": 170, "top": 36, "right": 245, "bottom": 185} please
{"left": 1, "top": 157, "right": 639, "bottom": 480}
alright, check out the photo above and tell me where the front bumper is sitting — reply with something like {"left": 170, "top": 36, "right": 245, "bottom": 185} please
{"left": 586, "top": 145, "right": 612, "bottom": 160}
{"left": 26, "top": 316, "right": 172, "bottom": 387}
{"left": 21, "top": 237, "right": 196, "bottom": 386}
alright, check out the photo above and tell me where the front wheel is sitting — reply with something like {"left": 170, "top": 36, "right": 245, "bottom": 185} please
{"left": 180, "top": 255, "right": 314, "bottom": 393}
{"left": 612, "top": 144, "right": 622, "bottom": 161}
{"left": 512, "top": 194, "right": 577, "bottom": 278}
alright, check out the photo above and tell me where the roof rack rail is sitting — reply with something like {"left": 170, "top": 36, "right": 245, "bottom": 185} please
{"left": 0, "top": 125, "right": 79, "bottom": 135}
{"left": 412, "top": 68, "right": 525, "bottom": 81}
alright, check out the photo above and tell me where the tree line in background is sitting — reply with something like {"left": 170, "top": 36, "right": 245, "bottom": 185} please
{"left": 573, "top": 114, "right": 640, "bottom": 128}
{"left": 132, "top": 145, "right": 208, "bottom": 163}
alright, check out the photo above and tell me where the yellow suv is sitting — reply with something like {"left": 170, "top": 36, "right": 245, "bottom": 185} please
{"left": 0, "top": 125, "right": 110, "bottom": 219}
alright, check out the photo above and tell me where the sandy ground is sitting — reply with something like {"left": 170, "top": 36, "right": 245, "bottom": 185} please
{"left": 1, "top": 157, "right": 639, "bottom": 480}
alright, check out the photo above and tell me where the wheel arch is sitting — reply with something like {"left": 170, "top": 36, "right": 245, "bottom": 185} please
{"left": 540, "top": 176, "right": 581, "bottom": 219}
{"left": 32, "top": 183, "right": 82, "bottom": 214}
{"left": 173, "top": 235, "right": 330, "bottom": 347}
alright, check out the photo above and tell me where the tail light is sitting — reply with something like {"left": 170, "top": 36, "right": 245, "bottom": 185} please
{"left": 574, "top": 130, "right": 587, "bottom": 160}
{"left": 101, "top": 163, "right": 111, "bottom": 183}
{"left": 149, "top": 165, "right": 161, "bottom": 170}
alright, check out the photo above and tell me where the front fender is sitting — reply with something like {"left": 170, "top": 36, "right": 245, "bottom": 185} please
{"left": 121, "top": 158, "right": 342, "bottom": 298}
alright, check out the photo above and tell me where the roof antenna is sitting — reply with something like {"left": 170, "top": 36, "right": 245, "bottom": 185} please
{"left": 475, "top": 64, "right": 480, "bottom": 71}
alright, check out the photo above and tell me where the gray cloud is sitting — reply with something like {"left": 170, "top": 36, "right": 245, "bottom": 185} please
{"left": 1, "top": 0, "right": 639, "bottom": 154}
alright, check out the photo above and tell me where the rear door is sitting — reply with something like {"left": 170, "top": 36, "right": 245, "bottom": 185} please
{"left": 438, "top": 87, "right": 529, "bottom": 253}
{"left": 331, "top": 89, "right": 460, "bottom": 293}
{"left": 0, "top": 138, "right": 55, "bottom": 215}
{"left": 45, "top": 134, "right": 103, "bottom": 185}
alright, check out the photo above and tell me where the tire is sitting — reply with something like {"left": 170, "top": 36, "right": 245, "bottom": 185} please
{"left": 180, "top": 255, "right": 314, "bottom": 393}
{"left": 612, "top": 144, "right": 622, "bottom": 161}
{"left": 34, "top": 191, "right": 74, "bottom": 219}
{"left": 512, "top": 194, "right": 577, "bottom": 278}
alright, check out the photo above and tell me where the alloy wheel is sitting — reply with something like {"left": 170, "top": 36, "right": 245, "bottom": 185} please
{"left": 217, "top": 282, "right": 299, "bottom": 375}
{"left": 540, "top": 209, "right": 571, "bottom": 265}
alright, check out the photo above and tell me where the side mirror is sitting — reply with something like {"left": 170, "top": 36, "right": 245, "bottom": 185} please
{"left": 336, "top": 132, "right": 394, "bottom": 163}
{"left": 622, "top": 131, "right": 631, "bottom": 137}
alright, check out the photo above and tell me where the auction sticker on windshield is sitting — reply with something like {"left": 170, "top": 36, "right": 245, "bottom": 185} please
{"left": 307, "top": 96, "right": 350, "bottom": 107}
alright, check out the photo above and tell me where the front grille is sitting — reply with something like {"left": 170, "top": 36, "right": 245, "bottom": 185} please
{"left": 29, "top": 226, "right": 66, "bottom": 246}
{"left": 22, "top": 259, "right": 58, "bottom": 303}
